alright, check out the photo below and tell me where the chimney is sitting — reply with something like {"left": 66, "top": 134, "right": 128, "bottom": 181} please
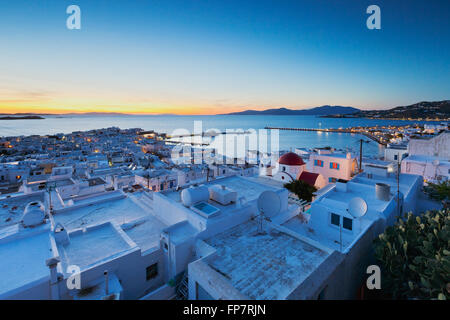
{"left": 46, "top": 256, "right": 61, "bottom": 300}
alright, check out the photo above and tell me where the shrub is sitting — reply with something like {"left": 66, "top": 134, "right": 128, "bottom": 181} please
{"left": 374, "top": 209, "right": 450, "bottom": 300}
{"left": 424, "top": 181, "right": 450, "bottom": 201}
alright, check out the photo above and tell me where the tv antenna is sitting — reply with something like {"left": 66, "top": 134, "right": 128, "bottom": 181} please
{"left": 256, "top": 191, "right": 281, "bottom": 235}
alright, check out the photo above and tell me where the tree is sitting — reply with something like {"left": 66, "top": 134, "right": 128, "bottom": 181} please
{"left": 284, "top": 179, "right": 317, "bottom": 202}
{"left": 373, "top": 209, "right": 450, "bottom": 300}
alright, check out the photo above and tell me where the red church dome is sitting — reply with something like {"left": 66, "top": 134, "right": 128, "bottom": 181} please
{"left": 278, "top": 152, "right": 305, "bottom": 166}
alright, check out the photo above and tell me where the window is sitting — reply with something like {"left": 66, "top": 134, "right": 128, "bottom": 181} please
{"left": 394, "top": 154, "right": 398, "bottom": 160}
{"left": 343, "top": 217, "right": 353, "bottom": 231}
{"left": 160, "top": 183, "right": 164, "bottom": 191}
{"left": 314, "top": 160, "right": 324, "bottom": 167}
{"left": 282, "top": 166, "right": 286, "bottom": 172}
{"left": 331, "top": 213, "right": 340, "bottom": 226}
{"left": 146, "top": 263, "right": 158, "bottom": 280}
{"left": 330, "top": 162, "right": 340, "bottom": 170}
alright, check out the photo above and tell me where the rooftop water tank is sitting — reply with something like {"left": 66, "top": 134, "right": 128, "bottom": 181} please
{"left": 375, "top": 183, "right": 391, "bottom": 201}
{"left": 181, "top": 185, "right": 209, "bottom": 207}
{"left": 208, "top": 184, "right": 237, "bottom": 205}
{"left": 22, "top": 201, "right": 46, "bottom": 227}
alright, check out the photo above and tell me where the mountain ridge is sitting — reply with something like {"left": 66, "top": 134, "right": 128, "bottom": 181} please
{"left": 341, "top": 100, "right": 450, "bottom": 120}
{"left": 223, "top": 105, "right": 360, "bottom": 116}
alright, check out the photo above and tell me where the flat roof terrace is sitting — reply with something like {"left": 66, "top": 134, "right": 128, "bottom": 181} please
{"left": 53, "top": 194, "right": 152, "bottom": 231}
{"left": 351, "top": 172, "right": 420, "bottom": 199}
{"left": 164, "top": 175, "right": 279, "bottom": 205}
{"left": 0, "top": 230, "right": 51, "bottom": 297}
{"left": 57, "top": 223, "right": 135, "bottom": 273}
{"left": 204, "top": 220, "right": 329, "bottom": 300}
{"left": 0, "top": 193, "right": 44, "bottom": 229}
{"left": 318, "top": 183, "right": 391, "bottom": 214}
{"left": 121, "top": 215, "right": 167, "bottom": 253}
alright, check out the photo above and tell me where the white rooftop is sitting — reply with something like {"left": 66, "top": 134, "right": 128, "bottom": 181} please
{"left": 121, "top": 216, "right": 167, "bottom": 253}
{"left": 405, "top": 154, "right": 450, "bottom": 166}
{"left": 0, "top": 227, "right": 51, "bottom": 297}
{"left": 164, "top": 175, "right": 279, "bottom": 206}
{"left": 53, "top": 193, "right": 152, "bottom": 231}
{"left": 0, "top": 193, "right": 45, "bottom": 229}
{"left": 282, "top": 214, "right": 372, "bottom": 252}
{"left": 57, "top": 222, "right": 135, "bottom": 273}
{"left": 204, "top": 220, "right": 330, "bottom": 299}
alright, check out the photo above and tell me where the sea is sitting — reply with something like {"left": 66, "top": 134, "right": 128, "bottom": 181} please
{"left": 0, "top": 114, "right": 441, "bottom": 158}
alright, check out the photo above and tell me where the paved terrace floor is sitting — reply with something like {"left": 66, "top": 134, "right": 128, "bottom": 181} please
{"left": 205, "top": 219, "right": 329, "bottom": 300}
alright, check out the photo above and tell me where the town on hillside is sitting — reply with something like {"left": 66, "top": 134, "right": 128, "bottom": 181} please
{"left": 0, "top": 123, "right": 448, "bottom": 300}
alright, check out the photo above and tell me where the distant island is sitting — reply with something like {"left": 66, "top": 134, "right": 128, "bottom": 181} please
{"left": 322, "top": 100, "right": 450, "bottom": 120}
{"left": 223, "top": 105, "right": 360, "bottom": 116}
{"left": 0, "top": 115, "right": 44, "bottom": 120}
{"left": 223, "top": 100, "right": 449, "bottom": 120}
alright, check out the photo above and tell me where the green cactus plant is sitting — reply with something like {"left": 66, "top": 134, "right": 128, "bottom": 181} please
{"left": 373, "top": 208, "right": 450, "bottom": 300}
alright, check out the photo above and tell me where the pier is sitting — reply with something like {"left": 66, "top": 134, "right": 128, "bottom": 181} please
{"left": 168, "top": 130, "right": 251, "bottom": 139}
{"left": 165, "top": 140, "right": 210, "bottom": 146}
{"left": 264, "top": 126, "right": 386, "bottom": 145}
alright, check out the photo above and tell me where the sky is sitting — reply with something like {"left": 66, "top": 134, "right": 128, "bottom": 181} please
{"left": 0, "top": 0, "right": 449, "bottom": 115}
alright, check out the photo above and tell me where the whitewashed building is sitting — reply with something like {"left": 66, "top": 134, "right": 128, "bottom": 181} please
{"left": 401, "top": 131, "right": 450, "bottom": 184}
{"left": 308, "top": 151, "right": 358, "bottom": 184}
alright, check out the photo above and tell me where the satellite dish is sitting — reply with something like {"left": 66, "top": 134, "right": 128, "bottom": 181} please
{"left": 257, "top": 191, "right": 281, "bottom": 218}
{"left": 348, "top": 197, "right": 368, "bottom": 218}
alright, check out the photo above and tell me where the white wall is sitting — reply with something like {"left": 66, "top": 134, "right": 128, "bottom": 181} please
{"left": 309, "top": 153, "right": 357, "bottom": 183}
{"left": 408, "top": 132, "right": 450, "bottom": 158}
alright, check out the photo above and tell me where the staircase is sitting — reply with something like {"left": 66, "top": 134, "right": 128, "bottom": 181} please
{"left": 176, "top": 272, "right": 189, "bottom": 300}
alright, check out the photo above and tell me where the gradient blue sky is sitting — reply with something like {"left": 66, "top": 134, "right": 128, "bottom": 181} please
{"left": 0, "top": 0, "right": 449, "bottom": 114}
